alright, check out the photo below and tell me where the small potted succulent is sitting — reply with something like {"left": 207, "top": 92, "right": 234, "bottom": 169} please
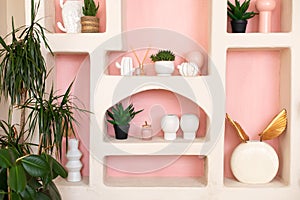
{"left": 227, "top": 0, "right": 258, "bottom": 33}
{"left": 107, "top": 103, "right": 143, "bottom": 140}
{"left": 150, "top": 50, "right": 176, "bottom": 76}
{"left": 81, "top": 0, "right": 100, "bottom": 33}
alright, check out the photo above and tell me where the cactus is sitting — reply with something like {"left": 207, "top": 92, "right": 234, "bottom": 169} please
{"left": 150, "top": 50, "right": 175, "bottom": 62}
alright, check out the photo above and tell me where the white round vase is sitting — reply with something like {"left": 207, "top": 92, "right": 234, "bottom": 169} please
{"left": 154, "top": 61, "right": 175, "bottom": 76}
{"left": 66, "top": 139, "right": 83, "bottom": 182}
{"left": 180, "top": 114, "right": 199, "bottom": 140}
{"left": 231, "top": 141, "right": 279, "bottom": 184}
{"left": 161, "top": 114, "right": 179, "bottom": 140}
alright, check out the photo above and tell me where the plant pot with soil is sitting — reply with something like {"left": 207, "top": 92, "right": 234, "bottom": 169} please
{"left": 81, "top": 0, "right": 99, "bottom": 33}
{"left": 107, "top": 103, "right": 143, "bottom": 140}
{"left": 150, "top": 50, "right": 176, "bottom": 76}
{"left": 227, "top": 0, "right": 258, "bottom": 33}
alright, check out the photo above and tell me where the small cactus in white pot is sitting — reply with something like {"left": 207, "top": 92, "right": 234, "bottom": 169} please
{"left": 150, "top": 50, "right": 175, "bottom": 76}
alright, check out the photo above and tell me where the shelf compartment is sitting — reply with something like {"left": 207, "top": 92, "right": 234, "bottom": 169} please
{"left": 104, "top": 155, "right": 207, "bottom": 187}
{"left": 225, "top": 33, "right": 292, "bottom": 48}
{"left": 54, "top": 177, "right": 90, "bottom": 189}
{"left": 225, "top": 48, "right": 291, "bottom": 187}
{"left": 224, "top": 177, "right": 288, "bottom": 188}
{"left": 103, "top": 136, "right": 207, "bottom": 156}
{"left": 227, "top": 0, "right": 292, "bottom": 33}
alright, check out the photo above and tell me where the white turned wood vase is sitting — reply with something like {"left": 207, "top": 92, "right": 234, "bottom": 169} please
{"left": 66, "top": 139, "right": 83, "bottom": 182}
{"left": 231, "top": 141, "right": 279, "bottom": 184}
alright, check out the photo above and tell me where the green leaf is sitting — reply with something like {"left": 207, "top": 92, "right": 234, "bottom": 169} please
{"left": 36, "top": 192, "right": 51, "bottom": 200}
{"left": 11, "top": 191, "right": 22, "bottom": 200}
{"left": 47, "top": 181, "right": 62, "bottom": 200}
{"left": 21, "top": 155, "right": 50, "bottom": 177}
{"left": 0, "top": 148, "right": 17, "bottom": 168}
{"left": 0, "top": 191, "right": 4, "bottom": 200}
{"left": 0, "top": 168, "right": 8, "bottom": 191}
{"left": 49, "top": 156, "right": 67, "bottom": 178}
{"left": 20, "top": 185, "right": 36, "bottom": 200}
{"left": 8, "top": 165, "right": 26, "bottom": 193}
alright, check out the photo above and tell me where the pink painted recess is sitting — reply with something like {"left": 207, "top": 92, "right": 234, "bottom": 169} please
{"left": 55, "top": 0, "right": 106, "bottom": 33}
{"left": 106, "top": 90, "right": 207, "bottom": 139}
{"left": 54, "top": 0, "right": 282, "bottom": 181}
{"left": 225, "top": 50, "right": 280, "bottom": 178}
{"left": 55, "top": 54, "right": 90, "bottom": 176}
{"left": 106, "top": 156, "right": 204, "bottom": 178}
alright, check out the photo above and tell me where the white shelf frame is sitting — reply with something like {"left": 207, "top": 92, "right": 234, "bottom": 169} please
{"left": 16, "top": 0, "right": 300, "bottom": 199}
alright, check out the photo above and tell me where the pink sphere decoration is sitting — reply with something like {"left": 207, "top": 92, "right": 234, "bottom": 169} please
{"left": 256, "top": 0, "right": 276, "bottom": 11}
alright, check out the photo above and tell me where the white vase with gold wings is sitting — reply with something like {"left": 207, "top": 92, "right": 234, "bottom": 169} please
{"left": 226, "top": 109, "right": 287, "bottom": 184}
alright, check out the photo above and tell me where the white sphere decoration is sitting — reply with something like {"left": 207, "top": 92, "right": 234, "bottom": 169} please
{"left": 185, "top": 51, "right": 205, "bottom": 72}
{"left": 231, "top": 141, "right": 279, "bottom": 184}
{"left": 161, "top": 114, "right": 179, "bottom": 140}
{"left": 180, "top": 114, "right": 199, "bottom": 140}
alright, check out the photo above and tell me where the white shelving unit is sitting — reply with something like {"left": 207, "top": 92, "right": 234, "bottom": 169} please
{"left": 16, "top": 0, "right": 300, "bottom": 199}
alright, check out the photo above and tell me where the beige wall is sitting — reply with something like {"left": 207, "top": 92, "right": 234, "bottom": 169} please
{"left": 0, "top": 0, "right": 7, "bottom": 36}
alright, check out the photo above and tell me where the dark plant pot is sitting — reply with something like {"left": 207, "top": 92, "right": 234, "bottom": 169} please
{"left": 113, "top": 124, "right": 130, "bottom": 140}
{"left": 231, "top": 20, "right": 248, "bottom": 33}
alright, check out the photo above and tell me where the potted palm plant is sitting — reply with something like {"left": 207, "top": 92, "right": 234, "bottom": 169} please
{"left": 0, "top": 0, "right": 84, "bottom": 199}
{"left": 107, "top": 103, "right": 143, "bottom": 140}
{"left": 227, "top": 0, "right": 258, "bottom": 33}
{"left": 150, "top": 50, "right": 176, "bottom": 76}
{"left": 81, "top": 0, "right": 100, "bottom": 33}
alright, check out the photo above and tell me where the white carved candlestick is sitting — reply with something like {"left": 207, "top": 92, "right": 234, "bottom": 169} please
{"left": 255, "top": 0, "right": 276, "bottom": 33}
{"left": 66, "top": 139, "right": 83, "bottom": 182}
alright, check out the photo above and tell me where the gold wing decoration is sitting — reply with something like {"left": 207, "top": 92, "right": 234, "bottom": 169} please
{"left": 259, "top": 109, "right": 287, "bottom": 141}
{"left": 226, "top": 114, "right": 249, "bottom": 143}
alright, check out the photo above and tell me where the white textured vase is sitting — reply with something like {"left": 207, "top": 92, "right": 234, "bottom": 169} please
{"left": 177, "top": 62, "right": 199, "bottom": 77}
{"left": 180, "top": 114, "right": 199, "bottom": 140}
{"left": 66, "top": 139, "right": 83, "bottom": 182}
{"left": 161, "top": 114, "right": 179, "bottom": 140}
{"left": 57, "top": 0, "right": 83, "bottom": 33}
{"left": 115, "top": 57, "right": 134, "bottom": 76}
{"left": 155, "top": 61, "right": 175, "bottom": 76}
{"left": 231, "top": 141, "right": 279, "bottom": 184}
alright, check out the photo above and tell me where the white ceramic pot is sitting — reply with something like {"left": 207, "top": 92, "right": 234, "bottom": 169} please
{"left": 66, "top": 139, "right": 83, "bottom": 182}
{"left": 231, "top": 141, "right": 279, "bottom": 184}
{"left": 177, "top": 62, "right": 199, "bottom": 76}
{"left": 57, "top": 0, "right": 83, "bottom": 33}
{"left": 161, "top": 114, "right": 179, "bottom": 140}
{"left": 180, "top": 114, "right": 199, "bottom": 140}
{"left": 154, "top": 61, "right": 175, "bottom": 76}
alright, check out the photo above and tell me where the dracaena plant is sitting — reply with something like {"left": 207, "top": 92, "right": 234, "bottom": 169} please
{"left": 0, "top": 0, "right": 86, "bottom": 199}
{"left": 227, "top": 0, "right": 258, "bottom": 20}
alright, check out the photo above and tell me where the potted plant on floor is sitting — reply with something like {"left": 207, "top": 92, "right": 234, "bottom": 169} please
{"left": 0, "top": 0, "right": 84, "bottom": 199}
{"left": 150, "top": 50, "right": 176, "bottom": 76}
{"left": 107, "top": 103, "right": 143, "bottom": 140}
{"left": 81, "top": 0, "right": 100, "bottom": 33}
{"left": 227, "top": 0, "right": 258, "bottom": 33}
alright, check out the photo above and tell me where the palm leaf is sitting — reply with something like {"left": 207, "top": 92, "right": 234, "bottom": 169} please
{"left": 226, "top": 113, "right": 249, "bottom": 143}
{"left": 259, "top": 109, "right": 287, "bottom": 141}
